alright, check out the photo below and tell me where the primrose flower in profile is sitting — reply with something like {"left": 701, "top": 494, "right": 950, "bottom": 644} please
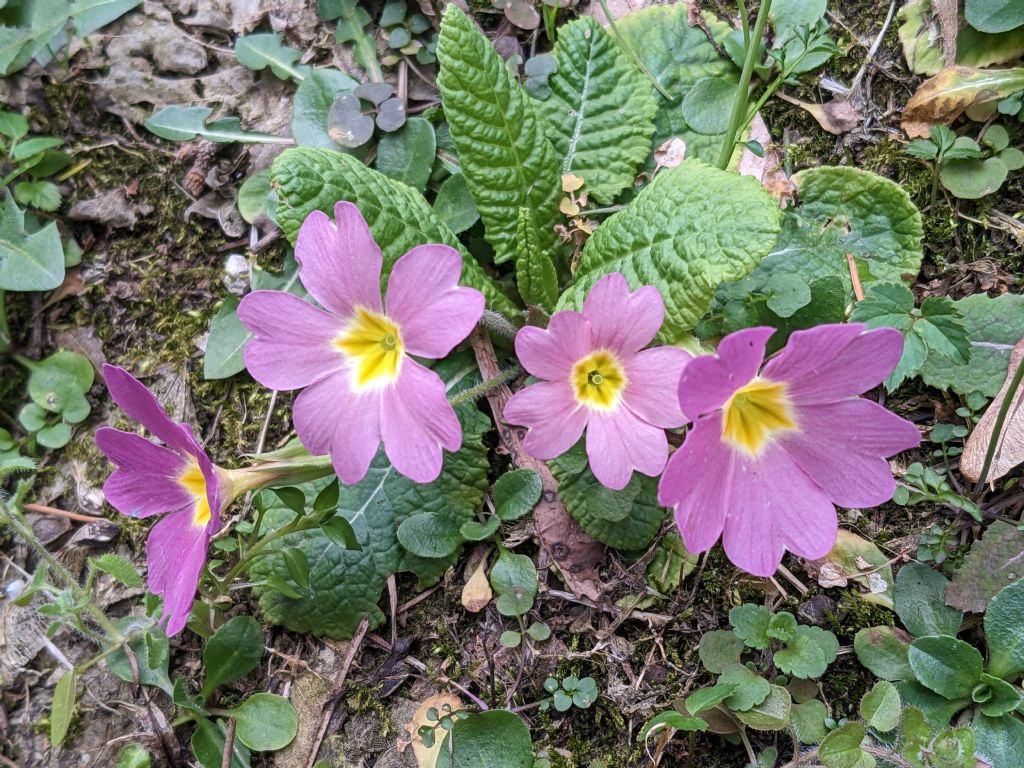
{"left": 504, "top": 273, "right": 691, "bottom": 490}
{"left": 238, "top": 202, "right": 485, "bottom": 485}
{"left": 658, "top": 324, "right": 921, "bottom": 577}
{"left": 95, "top": 365, "right": 225, "bottom": 636}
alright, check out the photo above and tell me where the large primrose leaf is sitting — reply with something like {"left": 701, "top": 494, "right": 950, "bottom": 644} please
{"left": 436, "top": 5, "right": 562, "bottom": 267}
{"left": 556, "top": 159, "right": 780, "bottom": 341}
{"left": 251, "top": 359, "right": 489, "bottom": 639}
{"left": 534, "top": 16, "right": 657, "bottom": 204}
{"left": 269, "top": 147, "right": 516, "bottom": 314}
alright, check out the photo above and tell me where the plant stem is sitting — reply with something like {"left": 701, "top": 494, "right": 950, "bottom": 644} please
{"left": 448, "top": 365, "right": 523, "bottom": 407}
{"left": 975, "top": 354, "right": 1024, "bottom": 493}
{"left": 212, "top": 516, "right": 322, "bottom": 597}
{"left": 716, "top": 0, "right": 773, "bottom": 170}
{"left": 0, "top": 290, "right": 10, "bottom": 355}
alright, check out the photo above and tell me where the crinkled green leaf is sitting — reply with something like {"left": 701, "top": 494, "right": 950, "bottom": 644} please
{"left": 251, "top": 377, "right": 489, "bottom": 638}
{"left": 235, "top": 33, "right": 309, "bottom": 81}
{"left": 616, "top": 5, "right": 740, "bottom": 167}
{"left": 894, "top": 562, "right": 963, "bottom": 638}
{"left": 436, "top": 5, "right": 562, "bottom": 266}
{"left": 860, "top": 681, "right": 901, "bottom": 731}
{"left": 269, "top": 147, "right": 515, "bottom": 314}
{"left": 0, "top": 193, "right": 64, "bottom": 291}
{"left": 534, "top": 16, "right": 656, "bottom": 203}
{"left": 984, "top": 578, "right": 1024, "bottom": 680}
{"left": 514, "top": 207, "right": 558, "bottom": 310}
{"left": 908, "top": 635, "right": 983, "bottom": 699}
{"left": 549, "top": 441, "right": 667, "bottom": 549}
{"left": 919, "top": 292, "right": 1024, "bottom": 397}
{"left": 946, "top": 521, "right": 1024, "bottom": 613}
{"left": 90, "top": 553, "right": 143, "bottom": 588}
{"left": 557, "top": 159, "right": 780, "bottom": 341}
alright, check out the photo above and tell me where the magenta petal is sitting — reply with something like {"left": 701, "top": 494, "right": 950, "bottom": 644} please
{"left": 677, "top": 327, "right": 774, "bottom": 420}
{"left": 385, "top": 244, "right": 484, "bottom": 358}
{"left": 659, "top": 414, "right": 734, "bottom": 554}
{"left": 146, "top": 506, "right": 210, "bottom": 636}
{"left": 292, "top": 369, "right": 381, "bottom": 485}
{"left": 102, "top": 365, "right": 201, "bottom": 457}
{"left": 505, "top": 380, "right": 588, "bottom": 460}
{"left": 780, "top": 398, "right": 920, "bottom": 507}
{"left": 585, "top": 408, "right": 668, "bottom": 490}
{"left": 381, "top": 360, "right": 461, "bottom": 483}
{"left": 722, "top": 446, "right": 837, "bottom": 577}
{"left": 622, "top": 346, "right": 691, "bottom": 428}
{"left": 763, "top": 324, "right": 904, "bottom": 403}
{"left": 514, "top": 311, "right": 593, "bottom": 380}
{"left": 581, "top": 273, "right": 664, "bottom": 355}
{"left": 96, "top": 428, "right": 192, "bottom": 518}
{"left": 295, "top": 202, "right": 383, "bottom": 317}
{"left": 238, "top": 290, "right": 346, "bottom": 390}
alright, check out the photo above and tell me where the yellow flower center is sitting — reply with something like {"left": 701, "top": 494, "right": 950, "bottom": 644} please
{"left": 571, "top": 350, "right": 627, "bottom": 410}
{"left": 179, "top": 459, "right": 211, "bottom": 528}
{"left": 335, "top": 307, "right": 404, "bottom": 390}
{"left": 721, "top": 378, "right": 797, "bottom": 456}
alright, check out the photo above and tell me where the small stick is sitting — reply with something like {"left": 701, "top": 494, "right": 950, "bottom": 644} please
{"left": 221, "top": 718, "right": 237, "bottom": 768}
{"left": 776, "top": 564, "right": 809, "bottom": 595}
{"left": 22, "top": 503, "right": 99, "bottom": 524}
{"left": 846, "top": 252, "right": 865, "bottom": 301}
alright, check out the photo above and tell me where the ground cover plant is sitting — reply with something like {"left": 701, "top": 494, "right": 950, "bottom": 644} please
{"left": 2, "top": 0, "right": 1024, "bottom": 766}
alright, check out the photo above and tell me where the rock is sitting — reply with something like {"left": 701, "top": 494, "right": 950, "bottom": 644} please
{"left": 797, "top": 594, "right": 838, "bottom": 627}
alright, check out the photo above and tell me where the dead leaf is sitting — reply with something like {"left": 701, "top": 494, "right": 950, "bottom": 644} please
{"left": 777, "top": 93, "right": 863, "bottom": 135}
{"left": 398, "top": 692, "right": 464, "bottom": 768}
{"left": 961, "top": 338, "right": 1024, "bottom": 485}
{"left": 804, "top": 529, "right": 895, "bottom": 608}
{"left": 68, "top": 189, "right": 150, "bottom": 229}
{"left": 946, "top": 521, "right": 1024, "bottom": 612}
{"left": 902, "top": 66, "right": 1024, "bottom": 138}
{"left": 654, "top": 137, "right": 686, "bottom": 171}
{"left": 461, "top": 549, "right": 492, "bottom": 613}
{"left": 42, "top": 267, "right": 85, "bottom": 309}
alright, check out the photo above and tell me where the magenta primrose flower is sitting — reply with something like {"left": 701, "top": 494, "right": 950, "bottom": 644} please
{"left": 658, "top": 324, "right": 921, "bottom": 577}
{"left": 504, "top": 273, "right": 691, "bottom": 490}
{"left": 95, "top": 365, "right": 224, "bottom": 636}
{"left": 238, "top": 202, "right": 485, "bottom": 485}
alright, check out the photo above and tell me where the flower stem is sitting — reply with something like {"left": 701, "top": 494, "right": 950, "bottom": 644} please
{"left": 212, "top": 516, "right": 321, "bottom": 597}
{"left": 448, "top": 365, "right": 523, "bottom": 407}
{"left": 975, "top": 355, "right": 1024, "bottom": 493}
{"left": 479, "top": 310, "right": 519, "bottom": 343}
{"left": 716, "top": 0, "right": 773, "bottom": 170}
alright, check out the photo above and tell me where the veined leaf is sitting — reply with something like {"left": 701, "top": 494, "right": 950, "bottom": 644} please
{"left": 0, "top": 193, "right": 65, "bottom": 291}
{"left": 235, "top": 33, "right": 309, "bottom": 81}
{"left": 144, "top": 106, "right": 291, "bottom": 144}
{"left": 535, "top": 16, "right": 657, "bottom": 203}
{"left": 270, "top": 147, "right": 515, "bottom": 314}
{"left": 557, "top": 159, "right": 780, "bottom": 341}
{"left": 514, "top": 208, "right": 558, "bottom": 310}
{"left": 436, "top": 5, "right": 562, "bottom": 266}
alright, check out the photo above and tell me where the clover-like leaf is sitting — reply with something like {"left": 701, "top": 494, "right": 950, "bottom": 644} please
{"left": 729, "top": 604, "right": 772, "bottom": 650}
{"left": 774, "top": 626, "right": 839, "bottom": 680}
{"left": 720, "top": 664, "right": 771, "bottom": 712}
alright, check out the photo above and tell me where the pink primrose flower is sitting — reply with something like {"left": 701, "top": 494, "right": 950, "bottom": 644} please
{"left": 504, "top": 273, "right": 692, "bottom": 490}
{"left": 238, "top": 202, "right": 485, "bottom": 485}
{"left": 658, "top": 324, "right": 921, "bottom": 577}
{"left": 95, "top": 365, "right": 224, "bottom": 636}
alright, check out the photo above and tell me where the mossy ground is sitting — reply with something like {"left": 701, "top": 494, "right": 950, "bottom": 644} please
{"left": 3, "top": 2, "right": 1023, "bottom": 767}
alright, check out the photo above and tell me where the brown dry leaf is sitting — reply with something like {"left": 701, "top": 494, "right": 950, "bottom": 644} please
{"left": 461, "top": 550, "right": 492, "bottom": 613}
{"left": 933, "top": 0, "right": 959, "bottom": 67}
{"left": 777, "top": 93, "right": 862, "bottom": 135}
{"left": 561, "top": 173, "right": 585, "bottom": 193}
{"left": 653, "top": 137, "right": 686, "bottom": 171}
{"left": 902, "top": 66, "right": 1024, "bottom": 137}
{"left": 961, "top": 338, "right": 1024, "bottom": 485}
{"left": 398, "top": 692, "right": 464, "bottom": 768}
{"left": 804, "top": 529, "right": 895, "bottom": 608}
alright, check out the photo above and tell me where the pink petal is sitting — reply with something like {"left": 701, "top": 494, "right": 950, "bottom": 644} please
{"left": 779, "top": 398, "right": 921, "bottom": 508}
{"left": 384, "top": 244, "right": 485, "bottom": 359}
{"left": 238, "top": 290, "right": 346, "bottom": 390}
{"left": 762, "top": 324, "right": 904, "bottom": 404}
{"left": 102, "top": 365, "right": 201, "bottom": 457}
{"left": 582, "top": 273, "right": 665, "bottom": 355}
{"left": 514, "top": 311, "right": 593, "bottom": 380}
{"left": 722, "top": 445, "right": 837, "bottom": 577}
{"left": 505, "top": 380, "right": 588, "bottom": 460}
{"left": 295, "top": 202, "right": 383, "bottom": 317}
{"left": 622, "top": 346, "right": 691, "bottom": 428}
{"left": 677, "top": 327, "right": 775, "bottom": 420}
{"left": 292, "top": 369, "right": 382, "bottom": 485}
{"left": 585, "top": 407, "right": 668, "bottom": 490}
{"left": 659, "top": 413, "right": 735, "bottom": 554}
{"left": 96, "top": 428, "right": 192, "bottom": 518}
{"left": 381, "top": 360, "right": 461, "bottom": 483}
{"left": 146, "top": 507, "right": 211, "bottom": 636}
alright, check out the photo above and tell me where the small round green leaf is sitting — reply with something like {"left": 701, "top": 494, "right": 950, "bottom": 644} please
{"left": 492, "top": 469, "right": 542, "bottom": 521}
{"left": 819, "top": 722, "right": 874, "bottom": 768}
{"left": 680, "top": 76, "right": 738, "bottom": 135}
{"left": 859, "top": 681, "right": 901, "bottom": 731}
{"left": 228, "top": 693, "right": 298, "bottom": 751}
